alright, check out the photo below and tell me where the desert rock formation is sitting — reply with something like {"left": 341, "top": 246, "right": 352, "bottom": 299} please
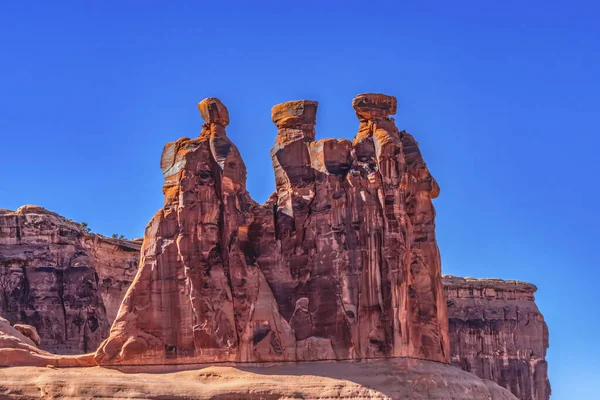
{"left": 0, "top": 95, "right": 549, "bottom": 400}
{"left": 95, "top": 95, "right": 450, "bottom": 365}
{"left": 445, "top": 275, "right": 551, "bottom": 400}
{"left": 0, "top": 316, "right": 93, "bottom": 367}
{"left": 0, "top": 206, "right": 140, "bottom": 354}
{"left": 0, "top": 207, "right": 550, "bottom": 399}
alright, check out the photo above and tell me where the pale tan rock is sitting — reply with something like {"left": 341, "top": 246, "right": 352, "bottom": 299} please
{"left": 0, "top": 358, "right": 517, "bottom": 399}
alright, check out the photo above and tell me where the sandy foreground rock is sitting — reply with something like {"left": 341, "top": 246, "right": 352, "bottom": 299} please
{"left": 0, "top": 359, "right": 516, "bottom": 400}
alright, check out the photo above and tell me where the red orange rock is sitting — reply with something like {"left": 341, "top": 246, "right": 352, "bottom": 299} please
{"left": 0, "top": 206, "right": 140, "bottom": 354}
{"left": 95, "top": 94, "right": 450, "bottom": 365}
{"left": 444, "top": 275, "right": 551, "bottom": 400}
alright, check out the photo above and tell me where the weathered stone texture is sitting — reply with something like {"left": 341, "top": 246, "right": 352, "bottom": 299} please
{"left": 0, "top": 206, "right": 140, "bottom": 354}
{"left": 95, "top": 94, "right": 450, "bottom": 365}
{"left": 0, "top": 358, "right": 518, "bottom": 400}
{"left": 0, "top": 316, "right": 93, "bottom": 367}
{"left": 0, "top": 95, "right": 550, "bottom": 400}
{"left": 444, "top": 275, "right": 551, "bottom": 400}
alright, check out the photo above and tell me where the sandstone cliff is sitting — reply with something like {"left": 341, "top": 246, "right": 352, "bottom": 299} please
{"left": 444, "top": 275, "right": 551, "bottom": 400}
{"left": 0, "top": 206, "right": 140, "bottom": 354}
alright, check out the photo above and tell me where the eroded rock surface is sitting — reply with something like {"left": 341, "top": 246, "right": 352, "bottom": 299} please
{"left": 0, "top": 358, "right": 517, "bottom": 400}
{"left": 0, "top": 95, "right": 549, "bottom": 400}
{"left": 0, "top": 316, "right": 93, "bottom": 367}
{"left": 95, "top": 94, "right": 450, "bottom": 365}
{"left": 444, "top": 275, "right": 551, "bottom": 400}
{"left": 12, "top": 324, "right": 40, "bottom": 347}
{"left": 0, "top": 206, "right": 140, "bottom": 354}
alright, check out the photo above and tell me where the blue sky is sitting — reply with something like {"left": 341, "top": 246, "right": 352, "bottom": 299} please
{"left": 1, "top": 1, "right": 598, "bottom": 398}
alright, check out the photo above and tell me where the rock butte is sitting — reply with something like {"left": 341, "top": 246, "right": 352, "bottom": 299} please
{"left": 0, "top": 94, "right": 549, "bottom": 399}
{"left": 95, "top": 94, "right": 450, "bottom": 366}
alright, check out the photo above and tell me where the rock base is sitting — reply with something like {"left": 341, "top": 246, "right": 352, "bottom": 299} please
{"left": 0, "top": 358, "right": 516, "bottom": 400}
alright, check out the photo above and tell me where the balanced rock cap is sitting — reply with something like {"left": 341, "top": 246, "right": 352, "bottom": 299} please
{"left": 271, "top": 100, "right": 318, "bottom": 128}
{"left": 198, "top": 97, "right": 229, "bottom": 126}
{"left": 352, "top": 93, "right": 397, "bottom": 121}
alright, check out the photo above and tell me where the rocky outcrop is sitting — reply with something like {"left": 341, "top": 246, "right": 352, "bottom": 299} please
{"left": 0, "top": 95, "right": 549, "bottom": 400}
{"left": 95, "top": 94, "right": 450, "bottom": 366}
{"left": 444, "top": 275, "right": 551, "bottom": 400}
{"left": 0, "top": 316, "right": 93, "bottom": 367}
{"left": 0, "top": 206, "right": 140, "bottom": 354}
{"left": 0, "top": 359, "right": 517, "bottom": 400}
{"left": 12, "top": 324, "right": 40, "bottom": 347}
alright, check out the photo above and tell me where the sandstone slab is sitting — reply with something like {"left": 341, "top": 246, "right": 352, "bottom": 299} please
{"left": 0, "top": 358, "right": 517, "bottom": 399}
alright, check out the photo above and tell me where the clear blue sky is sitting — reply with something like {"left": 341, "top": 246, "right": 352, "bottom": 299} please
{"left": 1, "top": 1, "right": 598, "bottom": 398}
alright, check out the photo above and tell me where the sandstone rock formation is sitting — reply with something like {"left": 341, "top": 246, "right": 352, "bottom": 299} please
{"left": 95, "top": 95, "right": 450, "bottom": 365}
{"left": 0, "top": 206, "right": 140, "bottom": 354}
{"left": 0, "top": 96, "right": 550, "bottom": 400}
{"left": 0, "top": 316, "right": 93, "bottom": 367}
{"left": 0, "top": 206, "right": 551, "bottom": 399}
{"left": 12, "top": 324, "right": 40, "bottom": 347}
{"left": 0, "top": 358, "right": 517, "bottom": 400}
{"left": 444, "top": 275, "right": 551, "bottom": 400}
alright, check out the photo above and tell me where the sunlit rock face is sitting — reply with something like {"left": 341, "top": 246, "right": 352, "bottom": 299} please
{"left": 445, "top": 276, "right": 551, "bottom": 400}
{"left": 94, "top": 94, "right": 450, "bottom": 366}
{"left": 0, "top": 204, "right": 550, "bottom": 398}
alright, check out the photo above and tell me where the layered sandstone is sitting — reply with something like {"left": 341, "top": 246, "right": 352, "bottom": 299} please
{"left": 95, "top": 95, "right": 450, "bottom": 365}
{"left": 444, "top": 275, "right": 551, "bottom": 400}
{"left": 0, "top": 206, "right": 140, "bottom": 354}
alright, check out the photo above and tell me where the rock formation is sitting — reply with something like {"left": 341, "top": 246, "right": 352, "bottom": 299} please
{"left": 0, "top": 316, "right": 93, "bottom": 367}
{"left": 95, "top": 95, "right": 450, "bottom": 365}
{"left": 0, "top": 206, "right": 140, "bottom": 354}
{"left": 12, "top": 323, "right": 40, "bottom": 347}
{"left": 444, "top": 275, "right": 551, "bottom": 400}
{"left": 0, "top": 95, "right": 550, "bottom": 400}
{"left": 0, "top": 207, "right": 551, "bottom": 399}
